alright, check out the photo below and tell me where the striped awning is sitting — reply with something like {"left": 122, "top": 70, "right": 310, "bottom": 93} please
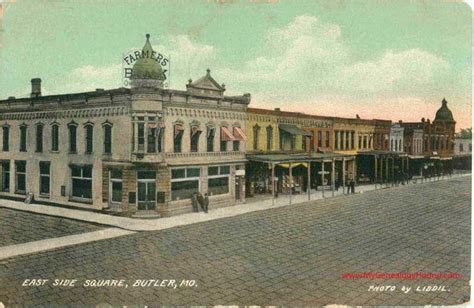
{"left": 233, "top": 127, "right": 247, "bottom": 141}
{"left": 221, "top": 127, "right": 235, "bottom": 141}
{"left": 174, "top": 124, "right": 184, "bottom": 138}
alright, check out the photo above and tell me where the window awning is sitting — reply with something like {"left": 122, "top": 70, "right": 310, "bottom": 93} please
{"left": 233, "top": 126, "right": 247, "bottom": 141}
{"left": 220, "top": 127, "right": 235, "bottom": 141}
{"left": 191, "top": 126, "right": 202, "bottom": 137}
{"left": 279, "top": 124, "right": 312, "bottom": 136}
{"left": 174, "top": 124, "right": 184, "bottom": 138}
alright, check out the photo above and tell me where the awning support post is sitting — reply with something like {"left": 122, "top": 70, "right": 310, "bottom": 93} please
{"left": 374, "top": 155, "right": 378, "bottom": 189}
{"left": 321, "top": 161, "right": 325, "bottom": 199}
{"left": 289, "top": 162, "right": 292, "bottom": 205}
{"left": 342, "top": 158, "right": 346, "bottom": 195}
{"left": 331, "top": 158, "right": 335, "bottom": 197}
{"left": 307, "top": 160, "right": 311, "bottom": 201}
{"left": 271, "top": 162, "right": 275, "bottom": 206}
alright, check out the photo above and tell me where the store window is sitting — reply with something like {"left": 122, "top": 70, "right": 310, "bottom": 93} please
{"left": 70, "top": 164, "right": 93, "bottom": 200}
{"left": 208, "top": 165, "right": 230, "bottom": 196}
{"left": 39, "top": 161, "right": 50, "bottom": 196}
{"left": 110, "top": 169, "right": 123, "bottom": 203}
{"left": 171, "top": 167, "right": 200, "bottom": 201}
{"left": 15, "top": 160, "right": 26, "bottom": 194}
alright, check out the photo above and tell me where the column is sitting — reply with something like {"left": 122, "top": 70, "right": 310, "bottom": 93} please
{"left": 342, "top": 131, "right": 346, "bottom": 150}
{"left": 342, "top": 158, "right": 346, "bottom": 194}
{"left": 289, "top": 162, "right": 292, "bottom": 205}
{"left": 271, "top": 163, "right": 275, "bottom": 206}
{"left": 307, "top": 160, "right": 311, "bottom": 201}
{"left": 385, "top": 157, "right": 389, "bottom": 187}
{"left": 331, "top": 158, "right": 335, "bottom": 197}
{"left": 321, "top": 161, "right": 325, "bottom": 198}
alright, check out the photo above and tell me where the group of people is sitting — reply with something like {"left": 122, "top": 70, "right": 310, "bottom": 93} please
{"left": 191, "top": 192, "right": 209, "bottom": 213}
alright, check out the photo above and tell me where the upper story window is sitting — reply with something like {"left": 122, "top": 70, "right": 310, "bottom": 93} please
{"left": 469, "top": 143, "right": 472, "bottom": 152}
{"left": 2, "top": 125, "right": 9, "bottom": 152}
{"left": 103, "top": 122, "right": 113, "bottom": 154}
{"left": 326, "top": 131, "right": 330, "bottom": 148}
{"left": 317, "top": 131, "right": 322, "bottom": 147}
{"left": 207, "top": 126, "right": 215, "bottom": 152}
{"left": 220, "top": 126, "right": 234, "bottom": 152}
{"left": 232, "top": 126, "right": 246, "bottom": 152}
{"left": 51, "top": 123, "right": 59, "bottom": 152}
{"left": 252, "top": 124, "right": 260, "bottom": 150}
{"left": 36, "top": 123, "right": 44, "bottom": 153}
{"left": 346, "top": 131, "right": 350, "bottom": 149}
{"left": 266, "top": 125, "right": 273, "bottom": 150}
{"left": 460, "top": 143, "right": 464, "bottom": 152}
{"left": 190, "top": 124, "right": 202, "bottom": 153}
{"left": 335, "top": 130, "right": 339, "bottom": 150}
{"left": 84, "top": 122, "right": 94, "bottom": 154}
{"left": 174, "top": 123, "right": 184, "bottom": 153}
{"left": 68, "top": 122, "right": 78, "bottom": 153}
{"left": 19, "top": 124, "right": 27, "bottom": 152}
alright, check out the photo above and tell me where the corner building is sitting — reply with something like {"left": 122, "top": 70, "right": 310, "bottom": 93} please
{"left": 0, "top": 35, "right": 250, "bottom": 216}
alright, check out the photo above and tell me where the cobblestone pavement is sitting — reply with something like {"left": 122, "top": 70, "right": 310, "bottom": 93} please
{"left": 0, "top": 176, "right": 470, "bottom": 306}
{"left": 0, "top": 208, "right": 104, "bottom": 246}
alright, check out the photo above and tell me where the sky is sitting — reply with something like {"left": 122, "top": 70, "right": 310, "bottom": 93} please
{"left": 0, "top": 0, "right": 471, "bottom": 129}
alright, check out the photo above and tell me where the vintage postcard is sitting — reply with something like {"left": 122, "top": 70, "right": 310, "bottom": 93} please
{"left": 0, "top": 0, "right": 471, "bottom": 306}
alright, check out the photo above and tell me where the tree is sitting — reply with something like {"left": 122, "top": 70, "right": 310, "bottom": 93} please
{"left": 456, "top": 128, "right": 472, "bottom": 139}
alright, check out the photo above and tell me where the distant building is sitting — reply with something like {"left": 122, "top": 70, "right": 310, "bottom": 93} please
{"left": 389, "top": 122, "right": 404, "bottom": 153}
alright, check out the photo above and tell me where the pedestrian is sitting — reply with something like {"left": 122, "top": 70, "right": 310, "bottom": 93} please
{"left": 198, "top": 192, "right": 205, "bottom": 212}
{"left": 350, "top": 179, "right": 355, "bottom": 194}
{"left": 191, "top": 192, "right": 199, "bottom": 212}
{"left": 203, "top": 193, "right": 209, "bottom": 213}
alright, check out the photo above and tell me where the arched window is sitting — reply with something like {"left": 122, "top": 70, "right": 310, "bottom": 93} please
{"left": 253, "top": 124, "right": 260, "bottom": 150}
{"left": 68, "top": 122, "right": 78, "bottom": 153}
{"left": 36, "top": 123, "right": 44, "bottom": 153}
{"left": 102, "top": 121, "right": 113, "bottom": 154}
{"left": 190, "top": 123, "right": 202, "bottom": 153}
{"left": 51, "top": 123, "right": 59, "bottom": 152}
{"left": 173, "top": 123, "right": 184, "bottom": 153}
{"left": 19, "top": 124, "right": 27, "bottom": 152}
{"left": 266, "top": 125, "right": 273, "bottom": 150}
{"left": 84, "top": 122, "right": 94, "bottom": 154}
{"left": 206, "top": 124, "right": 216, "bottom": 152}
{"left": 391, "top": 139, "right": 394, "bottom": 151}
{"left": 2, "top": 125, "right": 9, "bottom": 152}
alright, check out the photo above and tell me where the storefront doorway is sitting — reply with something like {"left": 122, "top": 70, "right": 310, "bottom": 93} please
{"left": 137, "top": 170, "right": 156, "bottom": 211}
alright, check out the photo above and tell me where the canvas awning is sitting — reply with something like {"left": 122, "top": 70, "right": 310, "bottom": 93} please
{"left": 221, "top": 127, "right": 235, "bottom": 141}
{"left": 279, "top": 124, "right": 312, "bottom": 136}
{"left": 191, "top": 126, "right": 202, "bottom": 137}
{"left": 233, "top": 127, "right": 247, "bottom": 141}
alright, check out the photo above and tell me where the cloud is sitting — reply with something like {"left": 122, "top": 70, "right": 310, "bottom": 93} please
{"left": 216, "top": 15, "right": 451, "bottom": 100}
{"left": 45, "top": 34, "right": 218, "bottom": 95}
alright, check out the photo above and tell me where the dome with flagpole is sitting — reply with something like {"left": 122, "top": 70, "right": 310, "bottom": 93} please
{"left": 130, "top": 34, "right": 166, "bottom": 89}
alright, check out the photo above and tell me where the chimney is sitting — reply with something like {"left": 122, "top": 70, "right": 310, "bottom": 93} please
{"left": 31, "top": 78, "right": 42, "bottom": 98}
{"left": 398, "top": 120, "right": 402, "bottom": 125}
{"left": 274, "top": 108, "right": 281, "bottom": 112}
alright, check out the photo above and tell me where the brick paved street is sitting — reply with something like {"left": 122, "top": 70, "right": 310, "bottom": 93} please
{"left": 0, "top": 176, "right": 470, "bottom": 306}
{"left": 0, "top": 208, "right": 104, "bottom": 246}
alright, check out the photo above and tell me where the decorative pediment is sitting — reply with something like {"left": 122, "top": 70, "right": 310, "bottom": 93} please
{"left": 186, "top": 69, "right": 225, "bottom": 96}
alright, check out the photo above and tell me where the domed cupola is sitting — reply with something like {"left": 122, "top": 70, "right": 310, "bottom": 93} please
{"left": 130, "top": 34, "right": 166, "bottom": 89}
{"left": 434, "top": 98, "right": 454, "bottom": 122}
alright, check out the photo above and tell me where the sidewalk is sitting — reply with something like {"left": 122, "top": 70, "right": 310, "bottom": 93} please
{"left": 0, "top": 173, "right": 470, "bottom": 232}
